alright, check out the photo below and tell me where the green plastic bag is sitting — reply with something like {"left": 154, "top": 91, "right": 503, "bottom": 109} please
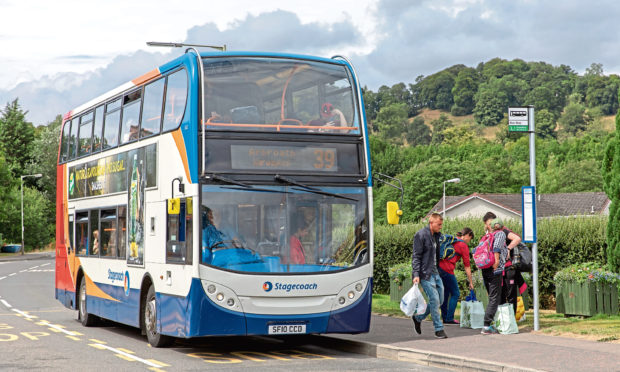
{"left": 494, "top": 303, "right": 519, "bottom": 334}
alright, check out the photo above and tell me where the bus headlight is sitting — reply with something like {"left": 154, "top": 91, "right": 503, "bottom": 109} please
{"left": 201, "top": 280, "right": 244, "bottom": 313}
{"left": 331, "top": 279, "right": 368, "bottom": 311}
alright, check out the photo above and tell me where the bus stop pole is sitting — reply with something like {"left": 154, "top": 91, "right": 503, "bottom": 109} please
{"left": 528, "top": 106, "right": 539, "bottom": 331}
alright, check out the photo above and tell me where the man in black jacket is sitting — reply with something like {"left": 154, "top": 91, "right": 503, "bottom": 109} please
{"left": 411, "top": 212, "right": 447, "bottom": 339}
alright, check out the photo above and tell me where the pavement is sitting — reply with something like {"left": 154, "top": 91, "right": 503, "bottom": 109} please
{"left": 0, "top": 251, "right": 55, "bottom": 262}
{"left": 314, "top": 314, "right": 620, "bottom": 372}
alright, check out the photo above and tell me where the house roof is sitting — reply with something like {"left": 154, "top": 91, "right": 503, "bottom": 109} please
{"left": 428, "top": 192, "right": 611, "bottom": 218}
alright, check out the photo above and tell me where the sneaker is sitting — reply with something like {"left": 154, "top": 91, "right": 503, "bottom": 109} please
{"left": 412, "top": 316, "right": 422, "bottom": 335}
{"left": 481, "top": 325, "right": 499, "bottom": 335}
{"left": 444, "top": 320, "right": 460, "bottom": 325}
{"left": 434, "top": 329, "right": 448, "bottom": 339}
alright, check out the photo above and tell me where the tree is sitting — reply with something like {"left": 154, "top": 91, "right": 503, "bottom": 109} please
{"left": 473, "top": 88, "right": 506, "bottom": 126}
{"left": 430, "top": 114, "right": 454, "bottom": 144}
{"left": 405, "top": 117, "right": 431, "bottom": 146}
{"left": 558, "top": 103, "right": 591, "bottom": 135}
{"left": 451, "top": 68, "right": 479, "bottom": 116}
{"left": 26, "top": 115, "right": 62, "bottom": 233}
{"left": 535, "top": 109, "right": 557, "bottom": 139}
{"left": 375, "top": 103, "right": 409, "bottom": 144}
{"left": 0, "top": 99, "right": 35, "bottom": 177}
{"left": 602, "top": 116, "right": 619, "bottom": 271}
{"left": 585, "top": 75, "right": 620, "bottom": 115}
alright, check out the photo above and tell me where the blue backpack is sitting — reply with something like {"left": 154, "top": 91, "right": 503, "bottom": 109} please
{"left": 439, "top": 234, "right": 464, "bottom": 260}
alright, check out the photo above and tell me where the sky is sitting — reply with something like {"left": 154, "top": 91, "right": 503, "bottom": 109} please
{"left": 2, "top": 0, "right": 620, "bottom": 125}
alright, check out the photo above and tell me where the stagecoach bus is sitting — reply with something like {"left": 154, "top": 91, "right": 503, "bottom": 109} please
{"left": 55, "top": 47, "right": 374, "bottom": 347}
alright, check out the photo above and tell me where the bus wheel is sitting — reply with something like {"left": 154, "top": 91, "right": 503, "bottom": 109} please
{"left": 144, "top": 285, "right": 172, "bottom": 347}
{"left": 79, "top": 279, "right": 98, "bottom": 326}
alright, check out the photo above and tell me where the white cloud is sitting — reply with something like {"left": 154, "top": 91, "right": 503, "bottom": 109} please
{"left": 4, "top": 0, "right": 620, "bottom": 125}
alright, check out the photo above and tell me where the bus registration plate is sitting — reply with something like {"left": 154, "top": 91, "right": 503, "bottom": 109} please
{"left": 268, "top": 324, "right": 306, "bottom": 335}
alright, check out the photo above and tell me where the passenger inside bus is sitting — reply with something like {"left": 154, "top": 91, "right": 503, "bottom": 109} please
{"left": 307, "top": 102, "right": 349, "bottom": 132}
{"left": 288, "top": 214, "right": 309, "bottom": 265}
{"left": 91, "top": 230, "right": 99, "bottom": 255}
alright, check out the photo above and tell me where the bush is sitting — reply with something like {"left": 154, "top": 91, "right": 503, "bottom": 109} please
{"left": 373, "top": 215, "right": 609, "bottom": 308}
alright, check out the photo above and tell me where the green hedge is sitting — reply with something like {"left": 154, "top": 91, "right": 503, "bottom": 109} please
{"left": 374, "top": 215, "right": 608, "bottom": 307}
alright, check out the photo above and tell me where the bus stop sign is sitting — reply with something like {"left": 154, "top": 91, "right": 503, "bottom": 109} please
{"left": 508, "top": 107, "right": 529, "bottom": 132}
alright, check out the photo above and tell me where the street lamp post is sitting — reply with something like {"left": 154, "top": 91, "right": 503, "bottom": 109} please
{"left": 442, "top": 178, "right": 460, "bottom": 220}
{"left": 21, "top": 173, "right": 43, "bottom": 255}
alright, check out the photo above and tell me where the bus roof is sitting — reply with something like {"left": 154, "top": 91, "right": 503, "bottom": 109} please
{"left": 63, "top": 52, "right": 351, "bottom": 121}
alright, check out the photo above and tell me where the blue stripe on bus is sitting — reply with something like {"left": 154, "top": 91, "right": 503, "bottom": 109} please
{"left": 78, "top": 276, "right": 371, "bottom": 338}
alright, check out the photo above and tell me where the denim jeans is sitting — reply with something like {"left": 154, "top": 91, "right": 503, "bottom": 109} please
{"left": 414, "top": 273, "right": 445, "bottom": 332}
{"left": 439, "top": 268, "right": 459, "bottom": 322}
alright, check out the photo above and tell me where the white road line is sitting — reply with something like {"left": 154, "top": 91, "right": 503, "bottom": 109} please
{"left": 1, "top": 300, "right": 11, "bottom": 308}
{"left": 0, "top": 276, "right": 6, "bottom": 280}
{"left": 36, "top": 320, "right": 79, "bottom": 336}
{"left": 8, "top": 273, "right": 16, "bottom": 276}
{"left": 40, "top": 263, "right": 51, "bottom": 267}
{"left": 11, "top": 308, "right": 37, "bottom": 319}
{"left": 29, "top": 265, "right": 40, "bottom": 270}
{"left": 90, "top": 343, "right": 165, "bottom": 368}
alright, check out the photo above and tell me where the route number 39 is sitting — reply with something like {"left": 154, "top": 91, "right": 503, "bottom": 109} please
{"left": 313, "top": 149, "right": 335, "bottom": 169}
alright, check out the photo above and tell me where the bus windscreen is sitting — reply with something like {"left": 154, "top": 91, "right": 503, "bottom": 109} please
{"left": 203, "top": 57, "right": 360, "bottom": 134}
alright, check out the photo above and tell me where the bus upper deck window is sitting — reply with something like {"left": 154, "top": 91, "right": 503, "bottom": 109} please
{"left": 162, "top": 70, "right": 188, "bottom": 132}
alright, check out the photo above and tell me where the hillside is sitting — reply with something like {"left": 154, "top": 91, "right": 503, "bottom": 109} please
{"left": 413, "top": 108, "right": 616, "bottom": 141}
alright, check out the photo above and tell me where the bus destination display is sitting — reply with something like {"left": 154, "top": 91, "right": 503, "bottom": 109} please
{"left": 231, "top": 145, "right": 338, "bottom": 172}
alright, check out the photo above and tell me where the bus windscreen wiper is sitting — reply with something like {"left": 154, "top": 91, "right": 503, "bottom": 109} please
{"left": 274, "top": 174, "right": 358, "bottom": 201}
{"left": 208, "top": 174, "right": 254, "bottom": 188}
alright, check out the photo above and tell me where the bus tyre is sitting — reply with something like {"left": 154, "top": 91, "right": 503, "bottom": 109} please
{"left": 144, "top": 285, "right": 172, "bottom": 347}
{"left": 79, "top": 279, "right": 98, "bottom": 326}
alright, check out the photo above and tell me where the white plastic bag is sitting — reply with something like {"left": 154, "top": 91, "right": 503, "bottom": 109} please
{"left": 494, "top": 303, "right": 519, "bottom": 334}
{"left": 459, "top": 299, "right": 485, "bottom": 329}
{"left": 400, "top": 283, "right": 427, "bottom": 317}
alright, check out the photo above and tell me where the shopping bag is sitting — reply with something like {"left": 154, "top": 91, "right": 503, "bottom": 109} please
{"left": 400, "top": 284, "right": 427, "bottom": 317}
{"left": 460, "top": 290, "right": 485, "bottom": 329}
{"left": 493, "top": 303, "right": 519, "bottom": 334}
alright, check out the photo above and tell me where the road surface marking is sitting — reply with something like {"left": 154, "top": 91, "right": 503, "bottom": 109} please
{"left": 11, "top": 309, "right": 37, "bottom": 320}
{"left": 88, "top": 342, "right": 167, "bottom": 369}
{"left": 0, "top": 300, "right": 11, "bottom": 308}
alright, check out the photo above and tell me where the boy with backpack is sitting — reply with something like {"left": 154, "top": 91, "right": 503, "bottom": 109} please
{"left": 438, "top": 228, "right": 475, "bottom": 325}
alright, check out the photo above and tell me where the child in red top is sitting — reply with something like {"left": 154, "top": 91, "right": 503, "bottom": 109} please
{"left": 438, "top": 228, "right": 474, "bottom": 324}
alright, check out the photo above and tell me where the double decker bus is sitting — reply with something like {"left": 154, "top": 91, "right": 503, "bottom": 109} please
{"left": 55, "top": 46, "right": 373, "bottom": 347}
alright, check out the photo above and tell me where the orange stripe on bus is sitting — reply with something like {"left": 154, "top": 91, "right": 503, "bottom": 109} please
{"left": 131, "top": 69, "right": 160, "bottom": 86}
{"left": 172, "top": 129, "right": 191, "bottom": 183}
{"left": 84, "top": 271, "right": 121, "bottom": 302}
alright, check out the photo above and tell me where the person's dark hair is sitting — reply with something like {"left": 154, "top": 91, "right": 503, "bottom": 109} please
{"left": 483, "top": 211, "right": 497, "bottom": 223}
{"left": 456, "top": 227, "right": 474, "bottom": 240}
{"left": 202, "top": 206, "right": 213, "bottom": 228}
{"left": 291, "top": 214, "right": 307, "bottom": 235}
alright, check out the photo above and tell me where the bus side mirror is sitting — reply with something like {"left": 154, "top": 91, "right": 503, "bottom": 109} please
{"left": 386, "top": 201, "right": 403, "bottom": 225}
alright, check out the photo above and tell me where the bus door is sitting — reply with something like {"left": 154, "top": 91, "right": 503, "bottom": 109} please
{"left": 166, "top": 197, "right": 193, "bottom": 265}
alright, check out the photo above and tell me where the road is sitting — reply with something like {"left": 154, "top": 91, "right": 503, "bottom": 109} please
{"left": 0, "top": 256, "right": 448, "bottom": 371}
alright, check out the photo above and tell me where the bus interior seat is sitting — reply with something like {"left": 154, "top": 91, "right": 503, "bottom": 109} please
{"left": 230, "top": 105, "right": 261, "bottom": 124}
